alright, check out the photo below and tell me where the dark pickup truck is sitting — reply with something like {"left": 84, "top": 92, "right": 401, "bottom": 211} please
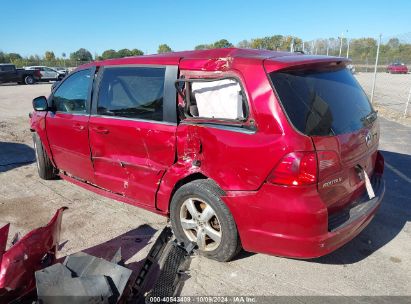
{"left": 0, "top": 64, "right": 41, "bottom": 85}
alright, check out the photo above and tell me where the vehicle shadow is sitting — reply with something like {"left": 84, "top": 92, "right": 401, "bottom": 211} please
{"left": 311, "top": 150, "right": 411, "bottom": 265}
{"left": 74, "top": 224, "right": 158, "bottom": 272}
{"left": 56, "top": 225, "right": 193, "bottom": 299}
{"left": 0, "top": 141, "right": 35, "bottom": 173}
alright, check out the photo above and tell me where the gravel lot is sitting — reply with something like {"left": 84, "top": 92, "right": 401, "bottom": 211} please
{"left": 0, "top": 79, "right": 410, "bottom": 297}
{"left": 356, "top": 72, "right": 411, "bottom": 116}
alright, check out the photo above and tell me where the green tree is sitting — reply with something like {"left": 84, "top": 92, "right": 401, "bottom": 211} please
{"left": 8, "top": 53, "right": 22, "bottom": 62}
{"left": 237, "top": 40, "right": 251, "bottom": 48}
{"left": 212, "top": 39, "right": 233, "bottom": 48}
{"left": 158, "top": 44, "right": 172, "bottom": 53}
{"left": 251, "top": 38, "right": 265, "bottom": 49}
{"left": 350, "top": 38, "right": 377, "bottom": 60}
{"left": 117, "top": 48, "right": 132, "bottom": 57}
{"left": 194, "top": 44, "right": 211, "bottom": 50}
{"left": 250, "top": 35, "right": 288, "bottom": 50}
{"left": 44, "top": 51, "right": 55, "bottom": 61}
{"left": 270, "top": 35, "right": 285, "bottom": 50}
{"left": 387, "top": 38, "right": 400, "bottom": 49}
{"left": 70, "top": 48, "right": 93, "bottom": 61}
{"left": 130, "top": 48, "right": 144, "bottom": 56}
{"left": 195, "top": 39, "right": 233, "bottom": 50}
{"left": 101, "top": 49, "right": 118, "bottom": 59}
{"left": 0, "top": 51, "right": 8, "bottom": 63}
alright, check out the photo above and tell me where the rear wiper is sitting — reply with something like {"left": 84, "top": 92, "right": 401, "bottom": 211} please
{"left": 361, "top": 110, "right": 378, "bottom": 125}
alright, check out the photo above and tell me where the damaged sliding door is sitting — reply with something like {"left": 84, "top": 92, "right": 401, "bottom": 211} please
{"left": 89, "top": 65, "right": 178, "bottom": 207}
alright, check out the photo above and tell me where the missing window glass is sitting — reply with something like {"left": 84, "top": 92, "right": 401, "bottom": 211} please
{"left": 176, "top": 78, "right": 247, "bottom": 121}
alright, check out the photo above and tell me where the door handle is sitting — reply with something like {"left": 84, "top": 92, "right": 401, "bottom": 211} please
{"left": 92, "top": 126, "right": 109, "bottom": 134}
{"left": 73, "top": 123, "right": 85, "bottom": 131}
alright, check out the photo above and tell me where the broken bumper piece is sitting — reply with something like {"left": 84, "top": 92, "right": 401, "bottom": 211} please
{"left": 0, "top": 207, "right": 67, "bottom": 303}
{"left": 34, "top": 227, "right": 195, "bottom": 304}
{"left": 0, "top": 212, "right": 194, "bottom": 304}
{"left": 35, "top": 251, "right": 133, "bottom": 304}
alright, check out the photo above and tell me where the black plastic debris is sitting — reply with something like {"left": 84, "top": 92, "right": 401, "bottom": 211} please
{"left": 125, "top": 227, "right": 195, "bottom": 304}
{"left": 35, "top": 251, "right": 132, "bottom": 304}
{"left": 146, "top": 240, "right": 195, "bottom": 301}
{"left": 34, "top": 227, "right": 195, "bottom": 304}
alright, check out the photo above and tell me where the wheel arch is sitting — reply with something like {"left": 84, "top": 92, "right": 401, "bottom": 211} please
{"left": 156, "top": 170, "right": 226, "bottom": 214}
{"left": 31, "top": 128, "right": 57, "bottom": 168}
{"left": 167, "top": 173, "right": 241, "bottom": 261}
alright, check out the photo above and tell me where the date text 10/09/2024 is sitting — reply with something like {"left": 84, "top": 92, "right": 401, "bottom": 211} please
{"left": 147, "top": 296, "right": 257, "bottom": 303}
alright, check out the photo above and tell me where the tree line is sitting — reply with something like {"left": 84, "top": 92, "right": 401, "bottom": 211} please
{"left": 1, "top": 36, "right": 410, "bottom": 68}
{"left": 195, "top": 36, "right": 411, "bottom": 64}
{"left": 0, "top": 44, "right": 174, "bottom": 67}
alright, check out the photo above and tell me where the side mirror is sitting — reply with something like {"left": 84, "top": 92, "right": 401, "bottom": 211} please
{"left": 32, "top": 96, "right": 48, "bottom": 111}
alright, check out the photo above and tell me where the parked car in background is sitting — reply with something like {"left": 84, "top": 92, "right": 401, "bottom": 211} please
{"left": 386, "top": 62, "right": 408, "bottom": 74}
{"left": 53, "top": 67, "right": 69, "bottom": 74}
{"left": 30, "top": 48, "right": 385, "bottom": 262}
{"left": 25, "top": 66, "right": 66, "bottom": 81}
{"left": 0, "top": 64, "right": 41, "bottom": 85}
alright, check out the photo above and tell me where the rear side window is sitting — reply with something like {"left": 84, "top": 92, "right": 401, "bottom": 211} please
{"left": 97, "top": 67, "right": 165, "bottom": 121}
{"left": 1, "top": 65, "right": 14, "bottom": 72}
{"left": 53, "top": 69, "right": 91, "bottom": 113}
{"left": 189, "top": 79, "right": 246, "bottom": 120}
{"left": 180, "top": 78, "right": 247, "bottom": 121}
{"left": 270, "top": 68, "right": 373, "bottom": 136}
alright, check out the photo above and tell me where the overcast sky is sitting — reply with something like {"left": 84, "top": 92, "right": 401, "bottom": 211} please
{"left": 1, "top": 0, "right": 410, "bottom": 56}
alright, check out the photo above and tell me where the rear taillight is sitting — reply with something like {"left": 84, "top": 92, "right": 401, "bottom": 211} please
{"left": 375, "top": 151, "right": 384, "bottom": 175}
{"left": 316, "top": 150, "right": 341, "bottom": 180}
{"left": 267, "top": 151, "right": 317, "bottom": 186}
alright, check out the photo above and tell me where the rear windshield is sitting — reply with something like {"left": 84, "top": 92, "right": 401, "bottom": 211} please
{"left": 270, "top": 67, "right": 374, "bottom": 136}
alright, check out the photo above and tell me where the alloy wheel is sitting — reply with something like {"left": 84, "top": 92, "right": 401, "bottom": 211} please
{"left": 179, "top": 197, "right": 222, "bottom": 251}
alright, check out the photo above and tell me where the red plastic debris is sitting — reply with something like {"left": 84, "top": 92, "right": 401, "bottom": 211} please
{"left": 0, "top": 207, "right": 67, "bottom": 303}
{"left": 0, "top": 224, "right": 9, "bottom": 265}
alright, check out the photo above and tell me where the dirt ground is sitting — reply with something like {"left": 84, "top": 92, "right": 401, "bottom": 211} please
{"left": 0, "top": 78, "right": 410, "bottom": 297}
{"left": 356, "top": 72, "right": 411, "bottom": 124}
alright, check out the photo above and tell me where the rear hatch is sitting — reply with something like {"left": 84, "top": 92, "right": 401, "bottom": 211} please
{"left": 267, "top": 61, "right": 379, "bottom": 214}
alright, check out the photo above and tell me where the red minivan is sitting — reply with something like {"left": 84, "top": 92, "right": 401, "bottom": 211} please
{"left": 30, "top": 48, "right": 385, "bottom": 262}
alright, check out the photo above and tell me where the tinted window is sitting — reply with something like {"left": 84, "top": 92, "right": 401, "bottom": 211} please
{"left": 270, "top": 68, "right": 374, "bottom": 136}
{"left": 53, "top": 69, "right": 91, "bottom": 113}
{"left": 1, "top": 65, "right": 14, "bottom": 72}
{"left": 97, "top": 67, "right": 165, "bottom": 121}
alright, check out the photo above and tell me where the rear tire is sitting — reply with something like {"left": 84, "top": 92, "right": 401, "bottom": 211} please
{"left": 170, "top": 179, "right": 241, "bottom": 262}
{"left": 33, "top": 133, "right": 58, "bottom": 180}
{"left": 24, "top": 75, "right": 35, "bottom": 85}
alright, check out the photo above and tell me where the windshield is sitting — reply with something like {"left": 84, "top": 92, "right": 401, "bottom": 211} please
{"left": 269, "top": 67, "right": 374, "bottom": 136}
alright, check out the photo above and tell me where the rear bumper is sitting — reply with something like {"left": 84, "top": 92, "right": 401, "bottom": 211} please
{"left": 223, "top": 175, "right": 385, "bottom": 259}
{"left": 389, "top": 69, "right": 408, "bottom": 73}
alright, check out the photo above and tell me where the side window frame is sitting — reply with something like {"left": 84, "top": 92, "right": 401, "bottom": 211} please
{"left": 175, "top": 76, "right": 251, "bottom": 126}
{"left": 49, "top": 66, "right": 96, "bottom": 114}
{"left": 91, "top": 65, "right": 178, "bottom": 124}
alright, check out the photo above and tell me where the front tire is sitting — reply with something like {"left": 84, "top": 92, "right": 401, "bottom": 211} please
{"left": 33, "top": 133, "right": 58, "bottom": 180}
{"left": 24, "top": 75, "right": 35, "bottom": 85}
{"left": 170, "top": 179, "right": 241, "bottom": 262}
